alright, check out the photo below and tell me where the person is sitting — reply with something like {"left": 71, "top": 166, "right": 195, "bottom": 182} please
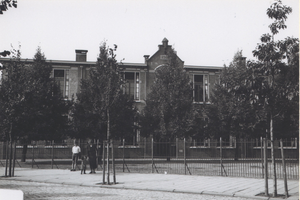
{"left": 81, "top": 155, "right": 87, "bottom": 174}
{"left": 71, "top": 142, "right": 81, "bottom": 171}
{"left": 87, "top": 140, "right": 97, "bottom": 174}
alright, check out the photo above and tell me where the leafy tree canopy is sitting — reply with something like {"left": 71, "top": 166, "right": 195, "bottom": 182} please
{"left": 140, "top": 49, "right": 194, "bottom": 140}
{"left": 0, "top": 47, "right": 70, "bottom": 142}
{"left": 70, "top": 43, "right": 137, "bottom": 141}
{"left": 0, "top": 0, "right": 17, "bottom": 15}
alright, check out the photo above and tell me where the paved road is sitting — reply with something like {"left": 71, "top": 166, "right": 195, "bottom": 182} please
{"left": 0, "top": 180, "right": 253, "bottom": 200}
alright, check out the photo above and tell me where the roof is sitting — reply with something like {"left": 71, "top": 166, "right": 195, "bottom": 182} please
{"left": 184, "top": 65, "right": 223, "bottom": 70}
{"left": 0, "top": 58, "right": 146, "bottom": 67}
{"left": 0, "top": 58, "right": 222, "bottom": 70}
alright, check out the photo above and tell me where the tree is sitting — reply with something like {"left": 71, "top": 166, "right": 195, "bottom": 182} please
{"left": 109, "top": 94, "right": 138, "bottom": 142}
{"left": 140, "top": 49, "right": 194, "bottom": 141}
{"left": 71, "top": 42, "right": 136, "bottom": 184}
{"left": 206, "top": 51, "right": 259, "bottom": 160}
{"left": 18, "top": 47, "right": 70, "bottom": 161}
{"left": 0, "top": 0, "right": 17, "bottom": 15}
{"left": 71, "top": 92, "right": 136, "bottom": 141}
{"left": 0, "top": 47, "right": 26, "bottom": 177}
{"left": 248, "top": 0, "right": 298, "bottom": 196}
{"left": 0, "top": 47, "right": 70, "bottom": 175}
{"left": 207, "top": 51, "right": 255, "bottom": 136}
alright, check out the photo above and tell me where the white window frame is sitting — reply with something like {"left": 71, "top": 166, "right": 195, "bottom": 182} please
{"left": 124, "top": 71, "right": 140, "bottom": 101}
{"left": 193, "top": 74, "right": 209, "bottom": 103}
{"left": 53, "top": 68, "right": 70, "bottom": 100}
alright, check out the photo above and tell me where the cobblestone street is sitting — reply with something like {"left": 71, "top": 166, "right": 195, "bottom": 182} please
{"left": 0, "top": 180, "right": 252, "bottom": 200}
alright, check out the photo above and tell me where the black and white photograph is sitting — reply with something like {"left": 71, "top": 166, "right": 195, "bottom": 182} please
{"left": 0, "top": 0, "right": 299, "bottom": 199}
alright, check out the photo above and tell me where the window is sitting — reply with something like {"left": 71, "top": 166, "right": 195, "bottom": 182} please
{"left": 124, "top": 121, "right": 140, "bottom": 146}
{"left": 124, "top": 72, "right": 140, "bottom": 100}
{"left": 54, "top": 69, "right": 69, "bottom": 99}
{"left": 0, "top": 70, "right": 2, "bottom": 85}
{"left": 194, "top": 74, "right": 209, "bottom": 103}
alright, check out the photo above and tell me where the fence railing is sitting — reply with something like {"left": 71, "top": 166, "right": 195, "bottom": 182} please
{"left": 0, "top": 138, "right": 298, "bottom": 179}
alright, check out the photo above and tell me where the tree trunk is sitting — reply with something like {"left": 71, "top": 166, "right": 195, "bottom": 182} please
{"left": 106, "top": 108, "right": 110, "bottom": 184}
{"left": 270, "top": 115, "right": 277, "bottom": 197}
{"left": 102, "top": 140, "right": 106, "bottom": 184}
{"left": 21, "top": 144, "right": 27, "bottom": 162}
{"left": 12, "top": 141, "right": 16, "bottom": 177}
{"left": 8, "top": 123, "right": 13, "bottom": 177}
{"left": 264, "top": 138, "right": 269, "bottom": 196}
{"left": 5, "top": 140, "right": 9, "bottom": 177}
{"left": 112, "top": 139, "right": 116, "bottom": 184}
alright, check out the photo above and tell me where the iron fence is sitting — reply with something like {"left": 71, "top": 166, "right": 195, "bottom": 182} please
{"left": 0, "top": 138, "right": 298, "bottom": 179}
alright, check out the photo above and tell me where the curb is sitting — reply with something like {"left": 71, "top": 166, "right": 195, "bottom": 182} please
{"left": 6, "top": 178, "right": 273, "bottom": 200}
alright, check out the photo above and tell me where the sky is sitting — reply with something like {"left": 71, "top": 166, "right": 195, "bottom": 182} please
{"left": 0, "top": 0, "right": 299, "bottom": 67}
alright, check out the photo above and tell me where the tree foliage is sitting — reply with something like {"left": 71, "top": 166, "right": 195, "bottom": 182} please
{"left": 248, "top": 1, "right": 298, "bottom": 195}
{"left": 0, "top": 0, "right": 17, "bottom": 15}
{"left": 207, "top": 0, "right": 298, "bottom": 140}
{"left": 248, "top": 0, "right": 298, "bottom": 139}
{"left": 206, "top": 51, "right": 260, "bottom": 139}
{"left": 0, "top": 47, "right": 70, "bottom": 142}
{"left": 70, "top": 43, "right": 137, "bottom": 141}
{"left": 22, "top": 47, "right": 70, "bottom": 141}
{"left": 0, "top": 48, "right": 26, "bottom": 142}
{"left": 140, "top": 50, "right": 194, "bottom": 140}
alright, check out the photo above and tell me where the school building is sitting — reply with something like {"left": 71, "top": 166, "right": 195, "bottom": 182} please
{"left": 0, "top": 38, "right": 222, "bottom": 146}
{"left": 53, "top": 38, "right": 222, "bottom": 110}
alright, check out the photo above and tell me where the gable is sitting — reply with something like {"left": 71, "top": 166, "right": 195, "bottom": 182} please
{"left": 147, "top": 38, "right": 184, "bottom": 71}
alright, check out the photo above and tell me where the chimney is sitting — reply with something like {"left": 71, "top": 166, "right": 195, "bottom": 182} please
{"left": 240, "top": 57, "right": 246, "bottom": 67}
{"left": 75, "top": 50, "right": 88, "bottom": 62}
{"left": 144, "top": 55, "right": 150, "bottom": 63}
{"left": 162, "top": 38, "right": 168, "bottom": 48}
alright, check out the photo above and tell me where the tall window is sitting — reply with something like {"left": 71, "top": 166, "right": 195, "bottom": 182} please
{"left": 0, "top": 70, "right": 2, "bottom": 85}
{"left": 194, "top": 74, "right": 209, "bottom": 103}
{"left": 124, "top": 72, "right": 139, "bottom": 100}
{"left": 54, "top": 69, "right": 69, "bottom": 99}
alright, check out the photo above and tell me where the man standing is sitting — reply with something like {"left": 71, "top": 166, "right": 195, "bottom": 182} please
{"left": 87, "top": 140, "right": 97, "bottom": 174}
{"left": 71, "top": 141, "right": 81, "bottom": 171}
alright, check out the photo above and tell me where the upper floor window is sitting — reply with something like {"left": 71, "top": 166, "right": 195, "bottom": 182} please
{"left": 0, "top": 70, "right": 2, "bottom": 85}
{"left": 53, "top": 69, "right": 69, "bottom": 99}
{"left": 124, "top": 72, "right": 139, "bottom": 100}
{"left": 194, "top": 74, "right": 209, "bottom": 103}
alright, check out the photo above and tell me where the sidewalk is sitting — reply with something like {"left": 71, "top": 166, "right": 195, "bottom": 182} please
{"left": 1, "top": 168, "right": 299, "bottom": 200}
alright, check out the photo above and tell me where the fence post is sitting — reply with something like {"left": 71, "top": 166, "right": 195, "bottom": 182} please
{"left": 151, "top": 138, "right": 154, "bottom": 173}
{"left": 31, "top": 142, "right": 34, "bottom": 168}
{"left": 144, "top": 137, "right": 146, "bottom": 159}
{"left": 260, "top": 137, "right": 264, "bottom": 178}
{"left": 51, "top": 140, "right": 54, "bottom": 169}
{"left": 244, "top": 139, "right": 247, "bottom": 158}
{"left": 184, "top": 138, "right": 186, "bottom": 175}
{"left": 123, "top": 139, "right": 125, "bottom": 172}
{"left": 280, "top": 139, "right": 288, "bottom": 198}
{"left": 264, "top": 138, "right": 269, "bottom": 196}
{"left": 176, "top": 138, "right": 178, "bottom": 159}
{"left": 96, "top": 139, "right": 99, "bottom": 170}
{"left": 102, "top": 140, "right": 106, "bottom": 184}
{"left": 220, "top": 137, "right": 223, "bottom": 176}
